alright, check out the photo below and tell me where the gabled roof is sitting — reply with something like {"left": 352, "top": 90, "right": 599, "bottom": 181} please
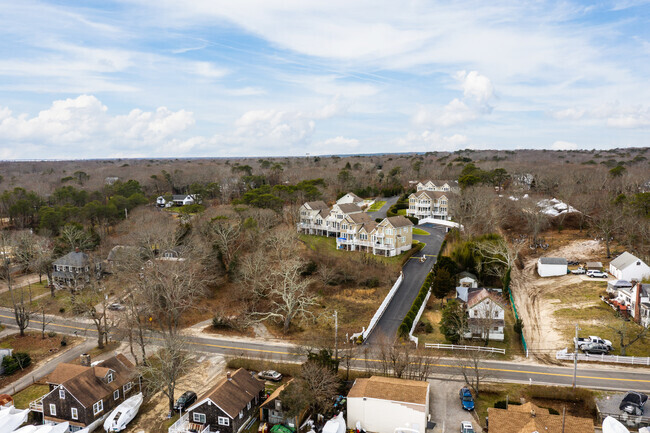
{"left": 538, "top": 257, "right": 567, "bottom": 265}
{"left": 487, "top": 402, "right": 594, "bottom": 433}
{"left": 342, "top": 192, "right": 362, "bottom": 201}
{"left": 172, "top": 194, "right": 191, "bottom": 200}
{"left": 611, "top": 251, "right": 645, "bottom": 270}
{"left": 336, "top": 203, "right": 362, "bottom": 214}
{"left": 458, "top": 271, "right": 478, "bottom": 280}
{"left": 467, "top": 288, "right": 506, "bottom": 309}
{"left": 586, "top": 261, "right": 603, "bottom": 268}
{"left": 192, "top": 368, "right": 264, "bottom": 419}
{"left": 53, "top": 251, "right": 90, "bottom": 267}
{"left": 305, "top": 201, "right": 329, "bottom": 211}
{"left": 259, "top": 379, "right": 293, "bottom": 409}
{"left": 359, "top": 222, "right": 378, "bottom": 233}
{"left": 413, "top": 190, "right": 447, "bottom": 200}
{"left": 384, "top": 215, "right": 413, "bottom": 228}
{"left": 347, "top": 376, "right": 428, "bottom": 405}
{"left": 346, "top": 213, "right": 374, "bottom": 225}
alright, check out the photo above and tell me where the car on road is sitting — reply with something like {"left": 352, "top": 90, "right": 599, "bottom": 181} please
{"left": 571, "top": 267, "right": 586, "bottom": 274}
{"left": 258, "top": 370, "right": 282, "bottom": 381}
{"left": 587, "top": 270, "right": 608, "bottom": 278}
{"left": 459, "top": 387, "right": 474, "bottom": 411}
{"left": 460, "top": 421, "right": 475, "bottom": 433}
{"left": 581, "top": 342, "right": 610, "bottom": 354}
{"left": 173, "top": 391, "right": 197, "bottom": 412}
{"left": 107, "top": 302, "right": 125, "bottom": 311}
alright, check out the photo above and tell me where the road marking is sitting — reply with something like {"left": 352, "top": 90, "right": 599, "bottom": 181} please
{"left": 3, "top": 313, "right": 650, "bottom": 385}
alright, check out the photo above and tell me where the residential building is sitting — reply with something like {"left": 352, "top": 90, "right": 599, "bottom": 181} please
{"left": 51, "top": 249, "right": 101, "bottom": 289}
{"left": 156, "top": 194, "right": 199, "bottom": 207}
{"left": 609, "top": 252, "right": 650, "bottom": 282}
{"left": 458, "top": 271, "right": 478, "bottom": 288}
{"left": 169, "top": 369, "right": 265, "bottom": 433}
{"left": 297, "top": 201, "right": 330, "bottom": 236}
{"left": 536, "top": 257, "right": 567, "bottom": 277}
{"left": 415, "top": 180, "right": 459, "bottom": 193}
{"left": 325, "top": 203, "right": 363, "bottom": 237}
{"left": 486, "top": 402, "right": 593, "bottom": 433}
{"left": 346, "top": 376, "right": 430, "bottom": 433}
{"left": 406, "top": 190, "right": 451, "bottom": 220}
{"left": 586, "top": 261, "right": 603, "bottom": 271}
{"left": 336, "top": 192, "right": 364, "bottom": 207}
{"left": 259, "top": 380, "right": 306, "bottom": 429}
{"left": 463, "top": 288, "right": 506, "bottom": 342}
{"left": 614, "top": 282, "right": 650, "bottom": 327}
{"left": 34, "top": 354, "right": 140, "bottom": 432}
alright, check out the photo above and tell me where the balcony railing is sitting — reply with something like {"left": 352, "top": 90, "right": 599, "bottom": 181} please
{"left": 29, "top": 396, "right": 44, "bottom": 412}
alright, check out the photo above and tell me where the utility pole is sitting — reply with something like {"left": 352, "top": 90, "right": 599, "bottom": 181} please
{"left": 573, "top": 323, "right": 579, "bottom": 389}
{"left": 334, "top": 310, "right": 338, "bottom": 361}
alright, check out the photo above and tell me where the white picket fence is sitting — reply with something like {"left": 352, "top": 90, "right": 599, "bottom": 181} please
{"left": 424, "top": 343, "right": 506, "bottom": 354}
{"left": 556, "top": 348, "right": 650, "bottom": 365}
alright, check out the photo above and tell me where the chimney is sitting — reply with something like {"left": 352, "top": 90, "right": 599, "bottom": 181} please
{"left": 227, "top": 371, "right": 231, "bottom": 381}
{"left": 531, "top": 409, "right": 536, "bottom": 418}
{"left": 75, "top": 247, "right": 80, "bottom": 253}
{"left": 80, "top": 353, "right": 91, "bottom": 367}
{"left": 634, "top": 282, "right": 642, "bottom": 325}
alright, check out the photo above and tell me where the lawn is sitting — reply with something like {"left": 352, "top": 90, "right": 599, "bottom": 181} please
{"left": 366, "top": 200, "right": 386, "bottom": 212}
{"left": 397, "top": 208, "right": 407, "bottom": 215}
{"left": 412, "top": 228, "right": 430, "bottom": 236}
{"left": 0, "top": 281, "right": 50, "bottom": 308}
{"left": 11, "top": 383, "right": 49, "bottom": 409}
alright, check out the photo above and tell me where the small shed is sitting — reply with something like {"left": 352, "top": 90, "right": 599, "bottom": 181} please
{"left": 537, "top": 257, "right": 568, "bottom": 277}
{"left": 586, "top": 261, "right": 603, "bottom": 271}
{"left": 458, "top": 271, "right": 478, "bottom": 288}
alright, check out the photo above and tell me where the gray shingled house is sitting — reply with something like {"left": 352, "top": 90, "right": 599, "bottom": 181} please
{"left": 51, "top": 249, "right": 101, "bottom": 289}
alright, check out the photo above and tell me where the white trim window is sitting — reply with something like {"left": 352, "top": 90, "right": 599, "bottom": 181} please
{"left": 49, "top": 404, "right": 56, "bottom": 416}
{"left": 247, "top": 401, "right": 251, "bottom": 410}
{"left": 107, "top": 373, "right": 114, "bottom": 383}
{"left": 93, "top": 400, "right": 103, "bottom": 415}
{"left": 59, "top": 388, "right": 65, "bottom": 399}
{"left": 113, "top": 389, "right": 119, "bottom": 400}
{"left": 218, "top": 417, "right": 230, "bottom": 426}
{"left": 123, "top": 382, "right": 132, "bottom": 393}
{"left": 71, "top": 407, "right": 78, "bottom": 420}
{"left": 239, "top": 410, "right": 243, "bottom": 419}
{"left": 193, "top": 413, "right": 206, "bottom": 424}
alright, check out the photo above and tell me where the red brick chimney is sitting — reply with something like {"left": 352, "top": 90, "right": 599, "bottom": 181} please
{"left": 634, "top": 282, "right": 642, "bottom": 325}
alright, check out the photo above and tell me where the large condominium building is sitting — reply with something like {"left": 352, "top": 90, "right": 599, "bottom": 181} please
{"left": 407, "top": 180, "right": 458, "bottom": 221}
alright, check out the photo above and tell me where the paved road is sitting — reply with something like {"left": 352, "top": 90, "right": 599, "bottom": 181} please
{"left": 0, "top": 308, "right": 649, "bottom": 392}
{"left": 367, "top": 195, "right": 400, "bottom": 219}
{"left": 364, "top": 224, "right": 447, "bottom": 345}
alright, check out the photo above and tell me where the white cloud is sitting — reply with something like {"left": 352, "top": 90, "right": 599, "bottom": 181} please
{"left": 552, "top": 140, "right": 578, "bottom": 150}
{"left": 552, "top": 108, "right": 585, "bottom": 120}
{"left": 552, "top": 103, "right": 650, "bottom": 128}
{"left": 397, "top": 130, "right": 469, "bottom": 151}
{"left": 456, "top": 70, "right": 494, "bottom": 105}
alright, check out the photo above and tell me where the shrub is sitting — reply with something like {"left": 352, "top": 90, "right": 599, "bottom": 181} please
{"left": 494, "top": 400, "right": 508, "bottom": 409}
{"left": 2, "top": 352, "right": 31, "bottom": 375}
{"left": 212, "top": 314, "right": 233, "bottom": 330}
{"left": 48, "top": 331, "right": 57, "bottom": 338}
{"left": 363, "top": 277, "right": 380, "bottom": 288}
{"left": 60, "top": 337, "right": 67, "bottom": 346}
{"left": 300, "top": 260, "right": 318, "bottom": 276}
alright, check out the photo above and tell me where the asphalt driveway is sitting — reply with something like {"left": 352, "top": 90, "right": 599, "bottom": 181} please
{"left": 367, "top": 195, "right": 400, "bottom": 219}
{"left": 365, "top": 224, "right": 446, "bottom": 345}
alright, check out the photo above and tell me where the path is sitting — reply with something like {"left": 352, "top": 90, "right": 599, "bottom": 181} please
{"left": 367, "top": 195, "right": 399, "bottom": 219}
{"left": 0, "top": 273, "right": 42, "bottom": 294}
{"left": 364, "top": 224, "right": 446, "bottom": 345}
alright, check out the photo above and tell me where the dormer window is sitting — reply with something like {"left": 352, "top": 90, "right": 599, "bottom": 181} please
{"left": 107, "top": 373, "right": 114, "bottom": 383}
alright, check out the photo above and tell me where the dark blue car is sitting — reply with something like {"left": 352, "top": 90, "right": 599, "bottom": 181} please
{"left": 459, "top": 387, "right": 474, "bottom": 411}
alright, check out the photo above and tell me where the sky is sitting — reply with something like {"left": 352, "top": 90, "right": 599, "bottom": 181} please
{"left": 0, "top": 0, "right": 648, "bottom": 159}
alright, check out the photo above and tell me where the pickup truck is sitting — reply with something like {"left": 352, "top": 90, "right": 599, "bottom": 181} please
{"left": 574, "top": 336, "right": 613, "bottom": 350}
{"left": 571, "top": 267, "right": 586, "bottom": 274}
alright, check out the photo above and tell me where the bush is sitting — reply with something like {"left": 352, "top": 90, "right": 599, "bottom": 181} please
{"left": 48, "top": 331, "right": 57, "bottom": 338}
{"left": 547, "top": 408, "right": 560, "bottom": 415}
{"left": 2, "top": 352, "right": 31, "bottom": 375}
{"left": 300, "top": 260, "right": 318, "bottom": 276}
{"left": 494, "top": 400, "right": 507, "bottom": 409}
{"left": 363, "top": 277, "right": 380, "bottom": 288}
{"left": 60, "top": 337, "right": 67, "bottom": 346}
{"left": 212, "top": 314, "right": 233, "bottom": 330}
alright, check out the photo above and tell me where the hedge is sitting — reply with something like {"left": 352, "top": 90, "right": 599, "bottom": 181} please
{"left": 2, "top": 352, "right": 31, "bottom": 375}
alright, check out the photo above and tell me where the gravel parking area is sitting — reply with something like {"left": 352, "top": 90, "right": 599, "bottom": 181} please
{"left": 429, "top": 379, "right": 483, "bottom": 433}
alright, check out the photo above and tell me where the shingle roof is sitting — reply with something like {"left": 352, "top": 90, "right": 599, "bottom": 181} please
{"left": 538, "top": 257, "right": 567, "bottom": 265}
{"left": 610, "top": 251, "right": 644, "bottom": 270}
{"left": 586, "top": 261, "right": 603, "bottom": 268}
{"left": 53, "top": 251, "right": 90, "bottom": 267}
{"left": 259, "top": 379, "right": 293, "bottom": 409}
{"left": 467, "top": 288, "right": 506, "bottom": 309}
{"left": 415, "top": 190, "right": 447, "bottom": 200}
{"left": 346, "top": 213, "right": 374, "bottom": 224}
{"left": 347, "top": 376, "right": 428, "bottom": 405}
{"left": 385, "top": 215, "right": 414, "bottom": 228}
{"left": 172, "top": 194, "right": 189, "bottom": 201}
{"left": 458, "top": 271, "right": 478, "bottom": 280}
{"left": 305, "top": 201, "right": 329, "bottom": 210}
{"left": 487, "top": 402, "right": 594, "bottom": 433}
{"left": 197, "top": 369, "right": 264, "bottom": 418}
{"left": 337, "top": 203, "right": 362, "bottom": 214}
{"left": 344, "top": 192, "right": 362, "bottom": 201}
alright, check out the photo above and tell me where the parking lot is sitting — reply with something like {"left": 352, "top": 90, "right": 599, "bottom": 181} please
{"left": 429, "top": 379, "right": 483, "bottom": 433}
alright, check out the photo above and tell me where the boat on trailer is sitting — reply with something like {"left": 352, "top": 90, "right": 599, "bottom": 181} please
{"left": 103, "top": 392, "right": 143, "bottom": 432}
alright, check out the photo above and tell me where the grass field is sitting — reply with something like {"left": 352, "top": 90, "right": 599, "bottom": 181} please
{"left": 367, "top": 200, "right": 386, "bottom": 212}
{"left": 0, "top": 281, "right": 50, "bottom": 308}
{"left": 397, "top": 208, "right": 407, "bottom": 215}
{"left": 12, "top": 383, "right": 49, "bottom": 408}
{"left": 412, "top": 228, "right": 430, "bottom": 236}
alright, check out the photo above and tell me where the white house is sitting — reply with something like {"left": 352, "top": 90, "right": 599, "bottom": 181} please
{"left": 347, "top": 376, "right": 430, "bottom": 433}
{"left": 406, "top": 190, "right": 450, "bottom": 220}
{"left": 537, "top": 257, "right": 568, "bottom": 277}
{"left": 172, "top": 194, "right": 197, "bottom": 206}
{"left": 464, "top": 288, "right": 506, "bottom": 341}
{"left": 609, "top": 252, "right": 650, "bottom": 282}
{"left": 614, "top": 282, "right": 650, "bottom": 328}
{"left": 156, "top": 196, "right": 168, "bottom": 207}
{"left": 458, "top": 271, "right": 478, "bottom": 288}
{"left": 336, "top": 192, "right": 364, "bottom": 207}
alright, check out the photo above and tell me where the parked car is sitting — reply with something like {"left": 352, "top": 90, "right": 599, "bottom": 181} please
{"left": 258, "top": 370, "right": 282, "bottom": 381}
{"left": 567, "top": 260, "right": 580, "bottom": 266}
{"left": 575, "top": 336, "right": 613, "bottom": 350}
{"left": 107, "top": 303, "right": 125, "bottom": 311}
{"left": 460, "top": 421, "right": 475, "bottom": 433}
{"left": 587, "top": 270, "right": 608, "bottom": 278}
{"left": 581, "top": 342, "right": 610, "bottom": 354}
{"left": 619, "top": 391, "right": 648, "bottom": 415}
{"left": 173, "top": 391, "right": 197, "bottom": 412}
{"left": 571, "top": 267, "right": 586, "bottom": 274}
{"left": 459, "top": 387, "right": 474, "bottom": 411}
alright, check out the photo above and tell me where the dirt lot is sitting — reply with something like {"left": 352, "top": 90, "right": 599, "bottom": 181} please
{"left": 510, "top": 234, "right": 649, "bottom": 360}
{"left": 126, "top": 354, "right": 226, "bottom": 433}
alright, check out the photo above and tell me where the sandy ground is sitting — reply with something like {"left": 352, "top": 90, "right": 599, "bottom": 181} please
{"left": 510, "top": 239, "right": 607, "bottom": 363}
{"left": 126, "top": 354, "right": 226, "bottom": 433}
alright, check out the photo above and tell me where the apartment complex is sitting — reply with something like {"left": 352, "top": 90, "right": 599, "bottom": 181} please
{"left": 297, "top": 194, "right": 413, "bottom": 257}
{"left": 406, "top": 180, "right": 458, "bottom": 221}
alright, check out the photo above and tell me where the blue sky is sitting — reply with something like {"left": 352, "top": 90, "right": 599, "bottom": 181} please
{"left": 0, "top": 0, "right": 648, "bottom": 159}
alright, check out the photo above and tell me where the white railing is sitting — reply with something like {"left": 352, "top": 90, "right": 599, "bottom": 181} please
{"left": 29, "top": 395, "right": 44, "bottom": 412}
{"left": 408, "top": 291, "right": 432, "bottom": 347}
{"left": 424, "top": 343, "right": 506, "bottom": 354}
{"left": 168, "top": 413, "right": 189, "bottom": 433}
{"left": 556, "top": 348, "right": 650, "bottom": 365}
{"left": 355, "top": 273, "right": 404, "bottom": 341}
{"left": 418, "top": 218, "right": 461, "bottom": 229}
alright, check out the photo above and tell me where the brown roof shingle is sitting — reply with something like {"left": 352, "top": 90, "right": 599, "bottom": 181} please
{"left": 487, "top": 402, "right": 594, "bottom": 433}
{"left": 197, "top": 369, "right": 265, "bottom": 418}
{"left": 347, "top": 213, "right": 374, "bottom": 224}
{"left": 305, "top": 201, "right": 329, "bottom": 210}
{"left": 337, "top": 203, "right": 362, "bottom": 214}
{"left": 385, "top": 215, "right": 414, "bottom": 228}
{"left": 467, "top": 289, "right": 507, "bottom": 309}
{"left": 347, "top": 376, "right": 428, "bottom": 405}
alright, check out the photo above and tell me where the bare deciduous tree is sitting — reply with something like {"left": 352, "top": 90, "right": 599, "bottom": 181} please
{"left": 0, "top": 232, "right": 32, "bottom": 336}
{"left": 59, "top": 224, "right": 94, "bottom": 251}
{"left": 69, "top": 286, "right": 111, "bottom": 349}
{"left": 474, "top": 236, "right": 522, "bottom": 288}
{"left": 606, "top": 319, "right": 649, "bottom": 356}
{"left": 590, "top": 200, "right": 624, "bottom": 258}
{"left": 453, "top": 350, "right": 493, "bottom": 398}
